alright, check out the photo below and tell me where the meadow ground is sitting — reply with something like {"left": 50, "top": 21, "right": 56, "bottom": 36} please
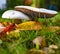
{"left": 0, "top": 10, "right": 60, "bottom": 54}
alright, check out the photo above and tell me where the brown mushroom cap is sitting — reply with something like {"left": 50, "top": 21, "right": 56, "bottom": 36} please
{"left": 15, "top": 6, "right": 58, "bottom": 19}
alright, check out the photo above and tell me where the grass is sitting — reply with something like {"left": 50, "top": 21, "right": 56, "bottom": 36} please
{"left": 0, "top": 10, "right": 60, "bottom": 54}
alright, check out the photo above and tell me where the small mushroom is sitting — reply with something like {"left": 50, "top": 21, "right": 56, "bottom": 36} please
{"left": 2, "top": 10, "right": 30, "bottom": 23}
{"left": 33, "top": 36, "right": 46, "bottom": 49}
{"left": 49, "top": 44, "right": 58, "bottom": 50}
{"left": 15, "top": 6, "right": 58, "bottom": 18}
{"left": 49, "top": 44, "right": 58, "bottom": 54}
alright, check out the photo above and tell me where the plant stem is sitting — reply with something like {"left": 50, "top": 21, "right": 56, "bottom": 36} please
{"left": 36, "top": 44, "right": 39, "bottom": 50}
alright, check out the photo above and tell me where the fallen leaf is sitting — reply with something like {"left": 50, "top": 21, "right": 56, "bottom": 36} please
{"left": 47, "top": 26, "right": 60, "bottom": 32}
{"left": 28, "top": 48, "right": 45, "bottom": 54}
{"left": 16, "top": 21, "right": 42, "bottom": 30}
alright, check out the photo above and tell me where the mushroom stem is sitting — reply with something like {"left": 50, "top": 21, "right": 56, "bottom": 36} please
{"left": 36, "top": 44, "right": 39, "bottom": 50}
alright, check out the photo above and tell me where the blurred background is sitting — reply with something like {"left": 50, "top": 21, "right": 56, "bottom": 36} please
{"left": 0, "top": 0, "right": 60, "bottom": 11}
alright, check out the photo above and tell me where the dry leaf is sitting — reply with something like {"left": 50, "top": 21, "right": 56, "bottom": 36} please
{"left": 16, "top": 21, "right": 42, "bottom": 30}
{"left": 47, "top": 26, "right": 60, "bottom": 32}
{"left": 28, "top": 49, "right": 45, "bottom": 54}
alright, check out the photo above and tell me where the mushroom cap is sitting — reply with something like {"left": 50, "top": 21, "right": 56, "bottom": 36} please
{"left": 33, "top": 36, "right": 46, "bottom": 47}
{"left": 15, "top": 6, "right": 58, "bottom": 18}
{"left": 2, "top": 10, "right": 30, "bottom": 20}
{"left": 15, "top": 6, "right": 58, "bottom": 14}
{"left": 40, "top": 8, "right": 58, "bottom": 14}
{"left": 49, "top": 45, "right": 58, "bottom": 49}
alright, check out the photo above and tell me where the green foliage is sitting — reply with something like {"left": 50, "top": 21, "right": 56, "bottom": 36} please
{"left": 7, "top": 0, "right": 24, "bottom": 9}
{"left": 0, "top": 10, "right": 6, "bottom": 18}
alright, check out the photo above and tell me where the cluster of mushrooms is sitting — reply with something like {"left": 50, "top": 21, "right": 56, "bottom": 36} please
{"left": 0, "top": 6, "right": 58, "bottom": 37}
{"left": 0, "top": 6, "right": 58, "bottom": 34}
{"left": 2, "top": 6, "right": 58, "bottom": 21}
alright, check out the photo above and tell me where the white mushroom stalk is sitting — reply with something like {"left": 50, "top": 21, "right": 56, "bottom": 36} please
{"left": 2, "top": 10, "right": 30, "bottom": 20}
{"left": 15, "top": 6, "right": 58, "bottom": 18}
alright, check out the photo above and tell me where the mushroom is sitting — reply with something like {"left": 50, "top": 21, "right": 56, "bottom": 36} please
{"left": 2, "top": 10, "right": 30, "bottom": 23}
{"left": 49, "top": 44, "right": 58, "bottom": 54}
{"left": 15, "top": 6, "right": 58, "bottom": 19}
{"left": 43, "top": 45, "right": 58, "bottom": 54}
{"left": 49, "top": 44, "right": 58, "bottom": 50}
{"left": 33, "top": 36, "right": 46, "bottom": 49}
